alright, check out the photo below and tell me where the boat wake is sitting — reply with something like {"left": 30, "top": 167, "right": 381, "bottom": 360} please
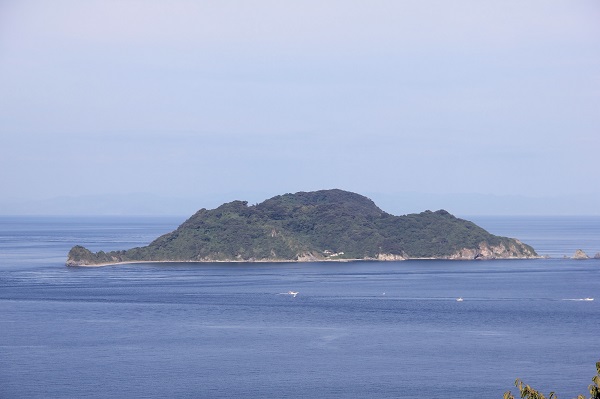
{"left": 562, "top": 298, "right": 594, "bottom": 301}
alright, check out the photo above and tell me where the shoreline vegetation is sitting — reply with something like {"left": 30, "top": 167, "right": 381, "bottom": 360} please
{"left": 67, "top": 250, "right": 599, "bottom": 267}
{"left": 67, "top": 189, "right": 539, "bottom": 267}
{"left": 69, "top": 256, "right": 548, "bottom": 268}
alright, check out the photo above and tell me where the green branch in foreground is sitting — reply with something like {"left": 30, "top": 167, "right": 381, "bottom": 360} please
{"left": 503, "top": 362, "right": 600, "bottom": 399}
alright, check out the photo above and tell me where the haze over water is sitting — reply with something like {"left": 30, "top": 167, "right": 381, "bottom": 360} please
{"left": 1, "top": 2, "right": 599, "bottom": 215}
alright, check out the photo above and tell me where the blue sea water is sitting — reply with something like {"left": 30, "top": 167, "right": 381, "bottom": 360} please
{"left": 0, "top": 216, "right": 599, "bottom": 398}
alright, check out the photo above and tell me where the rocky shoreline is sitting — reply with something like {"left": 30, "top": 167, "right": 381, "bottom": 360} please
{"left": 67, "top": 249, "right": 542, "bottom": 267}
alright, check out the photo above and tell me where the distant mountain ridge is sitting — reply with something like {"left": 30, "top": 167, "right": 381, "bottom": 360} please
{"left": 67, "top": 189, "right": 537, "bottom": 266}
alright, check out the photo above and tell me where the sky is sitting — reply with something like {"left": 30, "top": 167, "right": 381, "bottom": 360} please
{"left": 1, "top": 1, "right": 599, "bottom": 216}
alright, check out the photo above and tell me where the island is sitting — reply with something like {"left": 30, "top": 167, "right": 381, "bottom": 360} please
{"left": 66, "top": 189, "right": 537, "bottom": 266}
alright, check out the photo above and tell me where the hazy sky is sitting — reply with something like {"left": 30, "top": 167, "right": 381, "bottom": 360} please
{"left": 1, "top": 1, "right": 599, "bottom": 214}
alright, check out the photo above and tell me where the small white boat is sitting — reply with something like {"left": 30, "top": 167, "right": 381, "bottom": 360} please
{"left": 584, "top": 297, "right": 594, "bottom": 301}
{"left": 278, "top": 291, "right": 299, "bottom": 297}
{"left": 456, "top": 297, "right": 464, "bottom": 302}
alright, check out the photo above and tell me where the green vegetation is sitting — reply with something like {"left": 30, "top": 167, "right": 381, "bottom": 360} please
{"left": 503, "top": 362, "right": 600, "bottom": 399}
{"left": 67, "top": 189, "right": 537, "bottom": 265}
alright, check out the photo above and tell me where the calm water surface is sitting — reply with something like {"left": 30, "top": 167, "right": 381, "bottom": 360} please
{"left": 0, "top": 216, "right": 599, "bottom": 398}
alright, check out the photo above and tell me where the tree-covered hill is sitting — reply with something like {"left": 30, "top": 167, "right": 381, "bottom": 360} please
{"left": 67, "top": 189, "right": 537, "bottom": 266}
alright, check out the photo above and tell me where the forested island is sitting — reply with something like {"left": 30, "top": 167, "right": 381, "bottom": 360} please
{"left": 67, "top": 189, "right": 537, "bottom": 266}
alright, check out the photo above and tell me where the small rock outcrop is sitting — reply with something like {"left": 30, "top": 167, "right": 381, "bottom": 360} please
{"left": 572, "top": 249, "right": 590, "bottom": 260}
{"left": 593, "top": 252, "right": 600, "bottom": 259}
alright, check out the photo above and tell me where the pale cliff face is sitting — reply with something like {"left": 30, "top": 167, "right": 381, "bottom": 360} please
{"left": 296, "top": 252, "right": 322, "bottom": 262}
{"left": 447, "top": 241, "right": 537, "bottom": 260}
{"left": 376, "top": 253, "right": 406, "bottom": 261}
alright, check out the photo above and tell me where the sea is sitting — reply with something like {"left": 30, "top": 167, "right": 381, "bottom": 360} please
{"left": 0, "top": 215, "right": 599, "bottom": 399}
